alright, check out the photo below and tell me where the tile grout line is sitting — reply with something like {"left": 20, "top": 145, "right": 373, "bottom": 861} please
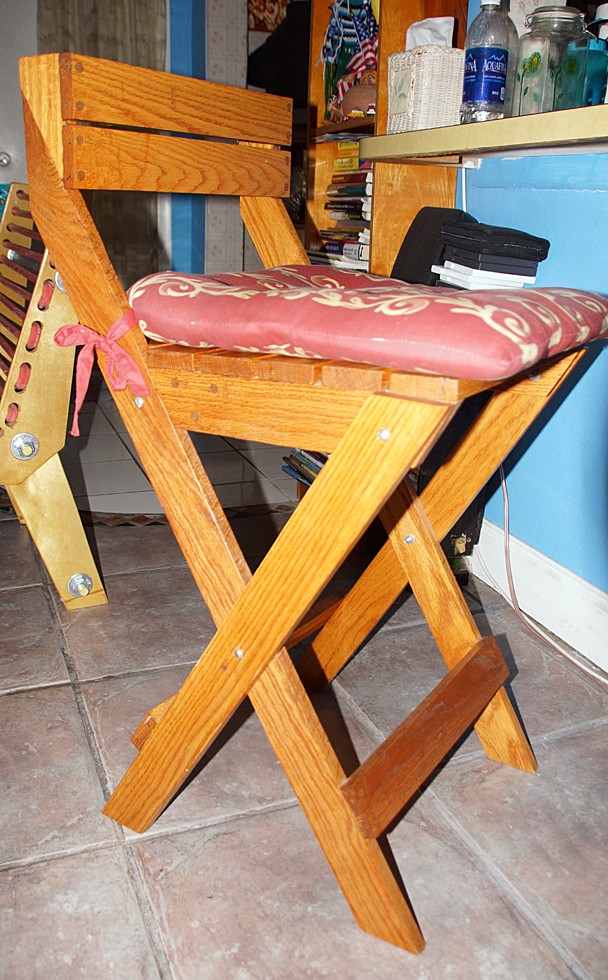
{"left": 427, "top": 789, "right": 595, "bottom": 980}
{"left": 37, "top": 543, "right": 172, "bottom": 980}
{"left": 100, "top": 561, "right": 189, "bottom": 579}
{"left": 332, "top": 680, "right": 387, "bottom": 743}
{"left": 121, "top": 797, "right": 301, "bottom": 847}
{"left": 535, "top": 713, "right": 608, "bottom": 744}
{"left": 0, "top": 837, "right": 123, "bottom": 874}
{"left": 229, "top": 445, "right": 296, "bottom": 501}
{"left": 0, "top": 799, "right": 301, "bottom": 874}
{"left": 37, "top": 556, "right": 113, "bottom": 802}
{"left": 69, "top": 658, "right": 200, "bottom": 687}
{"left": 97, "top": 399, "right": 156, "bottom": 486}
{"left": 121, "top": 843, "right": 174, "bottom": 980}
{"left": 0, "top": 678, "right": 73, "bottom": 698}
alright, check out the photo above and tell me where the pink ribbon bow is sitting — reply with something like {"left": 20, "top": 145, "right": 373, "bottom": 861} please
{"left": 55, "top": 308, "right": 150, "bottom": 437}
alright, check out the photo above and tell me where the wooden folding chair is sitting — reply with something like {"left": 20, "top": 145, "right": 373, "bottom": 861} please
{"left": 0, "top": 182, "right": 106, "bottom": 609}
{"left": 20, "top": 53, "right": 608, "bottom": 953}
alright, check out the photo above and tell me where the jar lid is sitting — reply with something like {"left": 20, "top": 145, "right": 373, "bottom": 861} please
{"left": 526, "top": 7, "right": 585, "bottom": 30}
{"left": 527, "top": 5, "right": 584, "bottom": 23}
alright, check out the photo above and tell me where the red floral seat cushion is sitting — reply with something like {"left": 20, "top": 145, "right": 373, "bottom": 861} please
{"left": 128, "top": 265, "right": 608, "bottom": 381}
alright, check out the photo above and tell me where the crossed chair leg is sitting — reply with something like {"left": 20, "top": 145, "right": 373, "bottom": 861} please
{"left": 297, "top": 351, "right": 583, "bottom": 702}
{"left": 100, "top": 381, "right": 549, "bottom": 953}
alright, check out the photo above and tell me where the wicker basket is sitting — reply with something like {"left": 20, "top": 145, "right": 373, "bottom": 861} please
{"left": 387, "top": 46, "right": 465, "bottom": 133}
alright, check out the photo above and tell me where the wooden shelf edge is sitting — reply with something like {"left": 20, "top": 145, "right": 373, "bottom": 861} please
{"left": 360, "top": 104, "right": 608, "bottom": 162}
{"left": 312, "top": 115, "right": 376, "bottom": 139}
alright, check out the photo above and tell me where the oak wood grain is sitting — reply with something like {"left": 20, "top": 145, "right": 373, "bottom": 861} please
{"left": 145, "top": 343, "right": 494, "bottom": 405}
{"left": 297, "top": 351, "right": 585, "bottom": 692}
{"left": 373, "top": 0, "right": 459, "bottom": 277}
{"left": 21, "top": 63, "right": 252, "bottom": 625}
{"left": 381, "top": 478, "right": 537, "bottom": 773}
{"left": 148, "top": 368, "right": 371, "bottom": 451}
{"left": 252, "top": 648, "right": 425, "bottom": 952}
{"left": 321, "top": 361, "right": 388, "bottom": 393}
{"left": 21, "top": 51, "right": 445, "bottom": 952}
{"left": 63, "top": 125, "right": 291, "bottom": 196}
{"left": 131, "top": 592, "right": 345, "bottom": 751}
{"left": 370, "top": 162, "right": 458, "bottom": 278}
{"left": 103, "top": 395, "right": 452, "bottom": 832}
{"left": 381, "top": 477, "right": 481, "bottom": 670}
{"left": 59, "top": 52, "right": 293, "bottom": 145}
{"left": 240, "top": 196, "right": 309, "bottom": 266}
{"left": 342, "top": 637, "right": 509, "bottom": 838}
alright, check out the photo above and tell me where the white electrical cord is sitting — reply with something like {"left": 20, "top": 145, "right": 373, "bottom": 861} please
{"left": 461, "top": 165, "right": 467, "bottom": 213}
{"left": 485, "top": 464, "right": 608, "bottom": 685}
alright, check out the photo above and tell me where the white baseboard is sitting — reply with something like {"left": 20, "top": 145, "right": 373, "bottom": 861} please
{"left": 470, "top": 520, "right": 608, "bottom": 674}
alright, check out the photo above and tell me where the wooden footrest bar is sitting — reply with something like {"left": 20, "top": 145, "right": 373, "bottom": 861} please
{"left": 341, "top": 636, "right": 509, "bottom": 838}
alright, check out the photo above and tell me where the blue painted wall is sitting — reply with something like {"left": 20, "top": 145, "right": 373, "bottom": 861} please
{"left": 169, "top": 0, "right": 206, "bottom": 272}
{"left": 461, "top": 1, "right": 608, "bottom": 593}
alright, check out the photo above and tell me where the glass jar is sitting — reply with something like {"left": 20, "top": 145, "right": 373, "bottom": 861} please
{"left": 513, "top": 6, "right": 589, "bottom": 116}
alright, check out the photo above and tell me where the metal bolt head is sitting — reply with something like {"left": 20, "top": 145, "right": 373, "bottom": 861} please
{"left": 55, "top": 271, "right": 67, "bottom": 292}
{"left": 67, "top": 573, "right": 93, "bottom": 598}
{"left": 234, "top": 648, "right": 244, "bottom": 660}
{"left": 527, "top": 370, "right": 541, "bottom": 381}
{"left": 10, "top": 432, "right": 39, "bottom": 460}
{"left": 134, "top": 397, "right": 144, "bottom": 408}
{"left": 404, "top": 533, "right": 416, "bottom": 545}
{"left": 378, "top": 428, "right": 391, "bottom": 441}
{"left": 0, "top": 152, "right": 10, "bottom": 167}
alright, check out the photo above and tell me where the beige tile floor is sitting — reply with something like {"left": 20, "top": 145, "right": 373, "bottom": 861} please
{"left": 1, "top": 380, "right": 608, "bottom": 979}
{"left": 1, "top": 503, "right": 608, "bottom": 979}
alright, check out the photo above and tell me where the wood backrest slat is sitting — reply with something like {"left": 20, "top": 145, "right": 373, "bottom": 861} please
{"left": 59, "top": 53, "right": 293, "bottom": 146}
{"left": 63, "top": 126, "right": 291, "bottom": 197}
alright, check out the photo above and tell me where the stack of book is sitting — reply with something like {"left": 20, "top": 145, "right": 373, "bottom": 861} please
{"left": 316, "top": 137, "right": 372, "bottom": 271}
{"left": 281, "top": 449, "right": 328, "bottom": 488}
{"left": 431, "top": 245, "right": 539, "bottom": 289}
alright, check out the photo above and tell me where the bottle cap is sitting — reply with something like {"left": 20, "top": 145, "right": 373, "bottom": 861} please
{"left": 481, "top": 0, "right": 501, "bottom": 5}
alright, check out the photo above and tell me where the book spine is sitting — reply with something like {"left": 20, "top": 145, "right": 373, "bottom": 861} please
{"left": 334, "top": 157, "right": 360, "bottom": 172}
{"left": 296, "top": 449, "right": 327, "bottom": 470}
{"left": 321, "top": 242, "right": 369, "bottom": 260}
{"left": 288, "top": 454, "right": 319, "bottom": 481}
{"left": 281, "top": 464, "right": 311, "bottom": 487}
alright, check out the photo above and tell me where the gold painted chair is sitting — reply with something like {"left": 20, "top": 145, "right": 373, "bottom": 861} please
{"left": 0, "top": 182, "right": 106, "bottom": 609}
{"left": 20, "top": 52, "right": 608, "bottom": 953}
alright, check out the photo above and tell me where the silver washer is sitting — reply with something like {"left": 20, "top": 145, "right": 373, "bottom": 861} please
{"left": 67, "top": 573, "right": 93, "bottom": 598}
{"left": 10, "top": 432, "right": 39, "bottom": 460}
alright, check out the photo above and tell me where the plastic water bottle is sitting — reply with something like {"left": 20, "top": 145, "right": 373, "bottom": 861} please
{"left": 460, "top": 0, "right": 510, "bottom": 123}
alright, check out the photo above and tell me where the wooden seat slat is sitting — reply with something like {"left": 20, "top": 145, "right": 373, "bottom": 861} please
{"left": 146, "top": 343, "right": 490, "bottom": 404}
